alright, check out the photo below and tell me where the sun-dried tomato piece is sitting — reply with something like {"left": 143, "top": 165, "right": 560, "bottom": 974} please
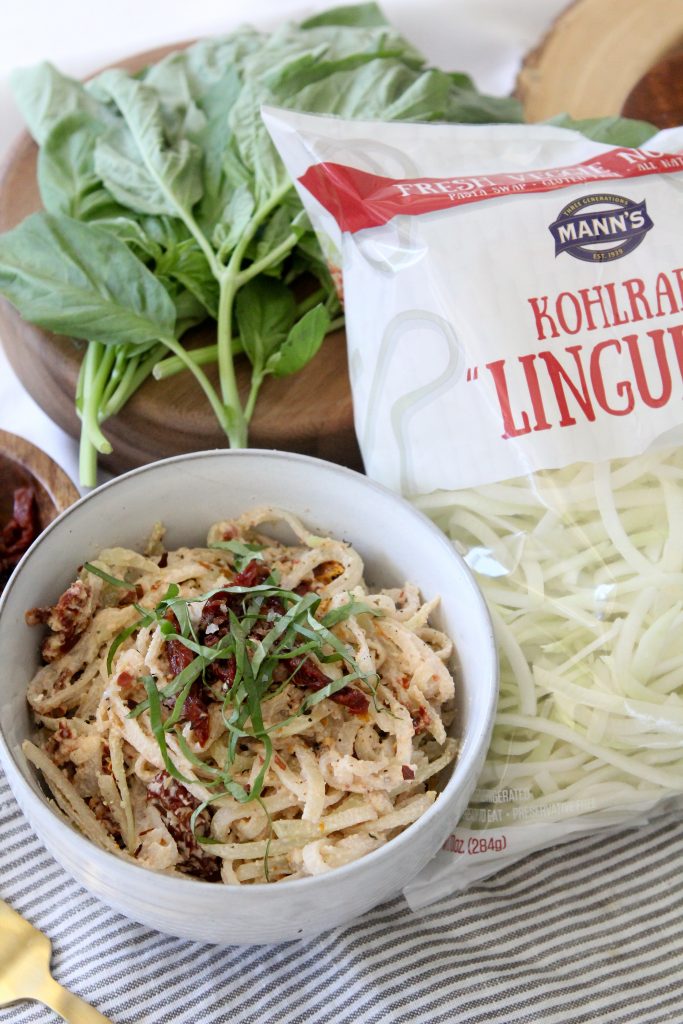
{"left": 198, "top": 560, "right": 270, "bottom": 640}
{"left": 180, "top": 682, "right": 211, "bottom": 746}
{"left": 327, "top": 686, "right": 370, "bottom": 715}
{"left": 198, "top": 591, "right": 231, "bottom": 634}
{"left": 210, "top": 656, "right": 237, "bottom": 687}
{"left": 39, "top": 580, "right": 93, "bottom": 662}
{"left": 232, "top": 559, "right": 270, "bottom": 588}
{"left": 411, "top": 705, "right": 430, "bottom": 735}
{"left": 1, "top": 487, "right": 39, "bottom": 585}
{"left": 162, "top": 612, "right": 209, "bottom": 744}
{"left": 24, "top": 605, "right": 52, "bottom": 626}
{"left": 146, "top": 770, "right": 220, "bottom": 881}
{"left": 164, "top": 610, "right": 195, "bottom": 675}
{"left": 198, "top": 592, "right": 236, "bottom": 691}
{"left": 197, "top": 561, "right": 275, "bottom": 683}
{"left": 249, "top": 595, "right": 285, "bottom": 641}
{"left": 286, "top": 655, "right": 369, "bottom": 715}
{"left": 165, "top": 636, "right": 195, "bottom": 675}
{"left": 2, "top": 487, "right": 38, "bottom": 555}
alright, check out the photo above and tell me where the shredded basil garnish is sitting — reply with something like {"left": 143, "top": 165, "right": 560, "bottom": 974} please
{"left": 84, "top": 562, "right": 133, "bottom": 590}
{"left": 108, "top": 563, "right": 383, "bottom": 872}
{"left": 209, "top": 539, "right": 265, "bottom": 571}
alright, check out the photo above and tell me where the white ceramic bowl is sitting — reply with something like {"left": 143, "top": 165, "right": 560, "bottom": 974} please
{"left": 0, "top": 450, "right": 497, "bottom": 944}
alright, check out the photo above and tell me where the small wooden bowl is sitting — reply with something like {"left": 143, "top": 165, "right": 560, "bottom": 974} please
{"left": 0, "top": 431, "right": 80, "bottom": 590}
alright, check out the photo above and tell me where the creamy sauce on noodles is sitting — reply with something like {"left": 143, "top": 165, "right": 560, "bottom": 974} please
{"left": 24, "top": 507, "right": 457, "bottom": 883}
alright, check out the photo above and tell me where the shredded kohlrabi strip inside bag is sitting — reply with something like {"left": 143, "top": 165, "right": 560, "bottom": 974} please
{"left": 415, "top": 447, "right": 683, "bottom": 831}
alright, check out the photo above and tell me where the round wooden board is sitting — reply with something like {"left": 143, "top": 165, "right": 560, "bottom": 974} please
{"left": 0, "top": 42, "right": 362, "bottom": 476}
{"left": 516, "top": 0, "right": 683, "bottom": 124}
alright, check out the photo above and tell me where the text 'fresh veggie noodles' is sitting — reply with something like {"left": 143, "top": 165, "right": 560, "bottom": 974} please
{"left": 264, "top": 108, "right": 683, "bottom": 902}
{"left": 24, "top": 507, "right": 458, "bottom": 883}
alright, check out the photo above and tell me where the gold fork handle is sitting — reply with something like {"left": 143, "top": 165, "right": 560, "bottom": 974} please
{"left": 39, "top": 977, "right": 113, "bottom": 1024}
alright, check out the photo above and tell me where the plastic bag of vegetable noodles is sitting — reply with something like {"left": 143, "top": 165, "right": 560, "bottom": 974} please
{"left": 263, "top": 105, "right": 683, "bottom": 901}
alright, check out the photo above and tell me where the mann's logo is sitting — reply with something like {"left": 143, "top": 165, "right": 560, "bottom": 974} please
{"left": 549, "top": 193, "right": 653, "bottom": 263}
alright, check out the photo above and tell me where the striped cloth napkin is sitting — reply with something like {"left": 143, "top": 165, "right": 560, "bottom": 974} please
{"left": 2, "top": 766, "right": 682, "bottom": 1024}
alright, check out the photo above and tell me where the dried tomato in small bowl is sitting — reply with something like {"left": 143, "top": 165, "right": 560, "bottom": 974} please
{"left": 0, "top": 430, "right": 79, "bottom": 591}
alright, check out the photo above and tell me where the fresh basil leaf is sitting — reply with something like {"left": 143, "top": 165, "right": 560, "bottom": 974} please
{"left": 220, "top": 146, "right": 254, "bottom": 192}
{"left": 236, "top": 277, "right": 296, "bottom": 370}
{"left": 243, "top": 213, "right": 305, "bottom": 288}
{"left": 90, "top": 215, "right": 163, "bottom": 259}
{"left": 156, "top": 238, "right": 219, "bottom": 318}
{"left": 257, "top": 19, "right": 422, "bottom": 90}
{"left": 141, "top": 54, "right": 207, "bottom": 142}
{"left": 147, "top": 43, "right": 259, "bottom": 234}
{"left": 94, "top": 124, "right": 175, "bottom": 217}
{"left": 321, "top": 599, "right": 383, "bottom": 628}
{"left": 212, "top": 183, "right": 255, "bottom": 257}
{"left": 196, "top": 67, "right": 243, "bottom": 188}
{"left": 250, "top": 17, "right": 518, "bottom": 127}
{"left": 137, "top": 213, "right": 191, "bottom": 248}
{"left": 546, "top": 113, "right": 657, "bottom": 147}
{"left": 448, "top": 70, "right": 478, "bottom": 91}
{"left": 229, "top": 79, "right": 289, "bottom": 205}
{"left": 300, "top": 2, "right": 390, "bottom": 28}
{"left": 141, "top": 675, "right": 195, "bottom": 785}
{"left": 92, "top": 70, "right": 203, "bottom": 217}
{"left": 179, "top": 32, "right": 262, "bottom": 96}
{"left": 210, "top": 538, "right": 265, "bottom": 571}
{"left": 265, "top": 43, "right": 421, "bottom": 98}
{"left": 84, "top": 562, "right": 131, "bottom": 589}
{"left": 172, "top": 287, "right": 210, "bottom": 336}
{"left": 266, "top": 303, "right": 330, "bottom": 378}
{"left": 443, "top": 86, "right": 523, "bottom": 125}
{"left": 381, "top": 66, "right": 523, "bottom": 124}
{"left": 291, "top": 230, "right": 337, "bottom": 288}
{"left": 246, "top": 193, "right": 301, "bottom": 268}
{"left": 38, "top": 112, "right": 107, "bottom": 217}
{"left": 0, "top": 212, "right": 176, "bottom": 345}
{"left": 116, "top": 215, "right": 217, "bottom": 318}
{"left": 73, "top": 189, "right": 130, "bottom": 223}
{"left": 282, "top": 17, "right": 421, "bottom": 67}
{"left": 11, "top": 62, "right": 110, "bottom": 146}
{"left": 197, "top": 139, "right": 255, "bottom": 247}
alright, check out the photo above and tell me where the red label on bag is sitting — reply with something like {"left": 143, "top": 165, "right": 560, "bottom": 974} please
{"left": 298, "top": 148, "right": 683, "bottom": 233}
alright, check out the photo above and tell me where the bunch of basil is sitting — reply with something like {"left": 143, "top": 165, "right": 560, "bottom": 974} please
{"left": 0, "top": 2, "right": 523, "bottom": 484}
{"left": 0, "top": 3, "right": 652, "bottom": 486}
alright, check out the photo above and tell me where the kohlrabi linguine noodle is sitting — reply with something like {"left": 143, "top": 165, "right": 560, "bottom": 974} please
{"left": 417, "top": 448, "right": 683, "bottom": 827}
